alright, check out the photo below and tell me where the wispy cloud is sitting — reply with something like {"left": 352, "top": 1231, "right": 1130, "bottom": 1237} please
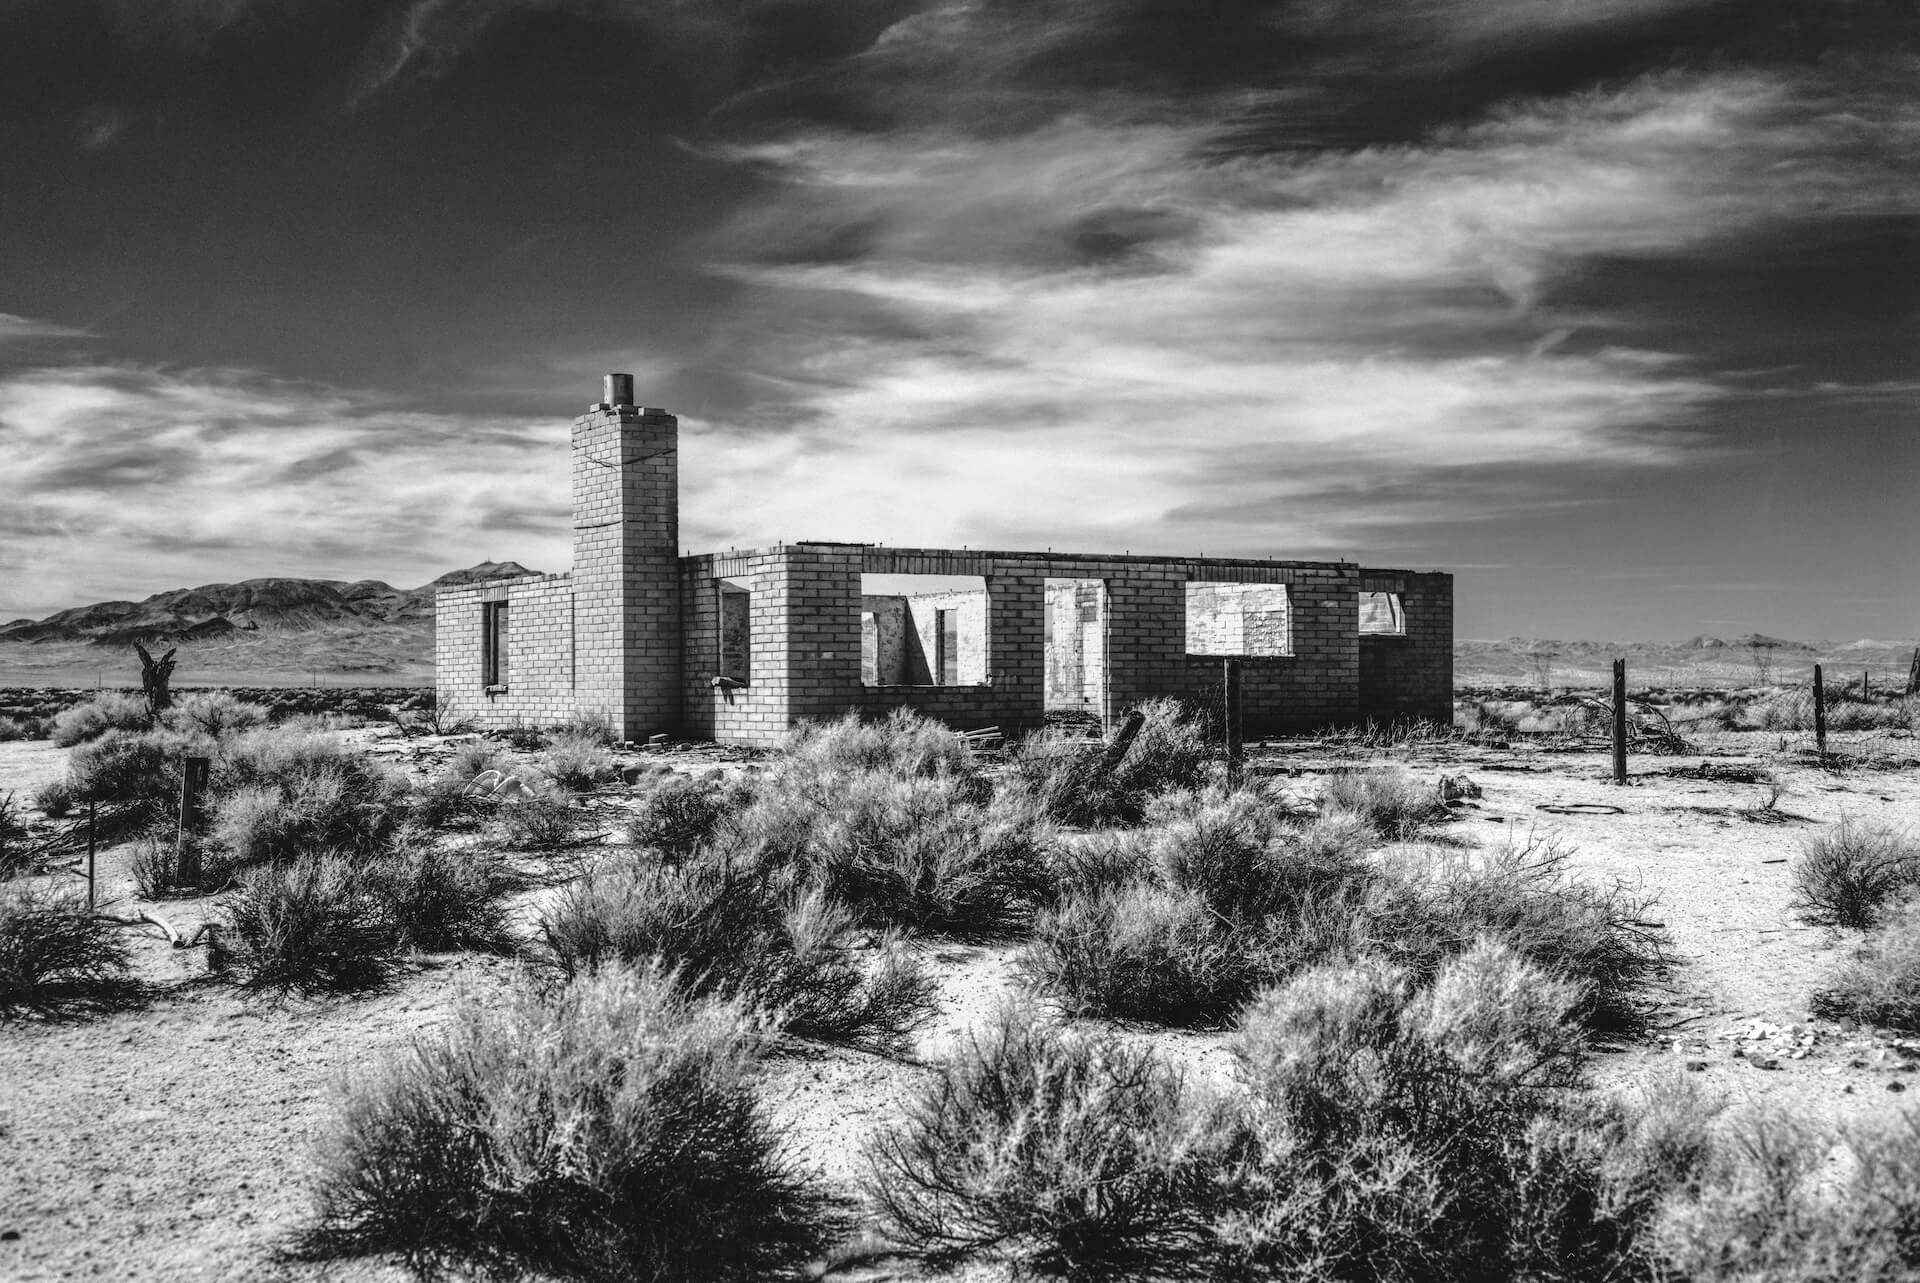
{"left": 0, "top": 363, "right": 573, "bottom": 616}
{"left": 0, "top": 313, "right": 96, "bottom": 342}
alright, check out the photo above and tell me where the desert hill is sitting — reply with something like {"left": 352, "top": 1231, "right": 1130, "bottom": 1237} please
{"left": 0, "top": 562, "right": 537, "bottom": 648}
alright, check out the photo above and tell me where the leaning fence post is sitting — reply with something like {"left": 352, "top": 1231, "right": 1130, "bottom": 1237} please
{"left": 1223, "top": 657, "right": 1244, "bottom": 782}
{"left": 1813, "top": 664, "right": 1827, "bottom": 757}
{"left": 1097, "top": 709, "right": 1146, "bottom": 775}
{"left": 176, "top": 755, "right": 210, "bottom": 887}
{"left": 1611, "top": 658, "right": 1628, "bottom": 785}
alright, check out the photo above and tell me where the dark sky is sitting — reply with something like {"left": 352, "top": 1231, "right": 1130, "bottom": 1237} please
{"left": 1, "top": 0, "right": 1915, "bottom": 639}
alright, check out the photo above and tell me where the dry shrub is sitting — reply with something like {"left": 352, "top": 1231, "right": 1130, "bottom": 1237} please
{"left": 802, "top": 773, "right": 1047, "bottom": 933}
{"left": 445, "top": 739, "right": 512, "bottom": 782}
{"left": 1811, "top": 897, "right": 1920, "bottom": 1032}
{"left": 785, "top": 708, "right": 976, "bottom": 781}
{"left": 220, "top": 854, "right": 398, "bottom": 993}
{"left": 208, "top": 727, "right": 407, "bottom": 867}
{"left": 1023, "top": 880, "right": 1251, "bottom": 1026}
{"left": 34, "top": 778, "right": 75, "bottom": 819}
{"left": 1322, "top": 766, "right": 1448, "bottom": 840}
{"left": 866, "top": 1002, "right": 1242, "bottom": 1279}
{"left": 498, "top": 794, "right": 580, "bottom": 849}
{"left": 1791, "top": 819, "right": 1920, "bottom": 928}
{"left": 1390, "top": 838, "right": 1669, "bottom": 1034}
{"left": 541, "top": 855, "right": 936, "bottom": 1054}
{"left": 0, "top": 881, "right": 136, "bottom": 1015}
{"left": 626, "top": 773, "right": 748, "bottom": 860}
{"left": 1220, "top": 943, "right": 1697, "bottom": 1281}
{"left": 65, "top": 727, "right": 180, "bottom": 806}
{"left": 0, "top": 715, "right": 41, "bottom": 743}
{"left": 309, "top": 966, "right": 844, "bottom": 1281}
{"left": 49, "top": 692, "right": 150, "bottom": 747}
{"left": 1658, "top": 1107, "right": 1920, "bottom": 1281}
{"left": 404, "top": 773, "right": 489, "bottom": 831}
{"left": 1004, "top": 698, "right": 1213, "bottom": 827}
{"left": 0, "top": 792, "right": 29, "bottom": 879}
{"left": 541, "top": 730, "right": 617, "bottom": 792}
{"left": 369, "top": 839, "right": 517, "bottom": 955}
{"left": 158, "top": 691, "right": 268, "bottom": 738}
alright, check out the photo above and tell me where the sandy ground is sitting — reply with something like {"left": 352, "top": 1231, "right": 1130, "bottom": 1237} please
{"left": 3, "top": 726, "right": 1918, "bottom": 1281}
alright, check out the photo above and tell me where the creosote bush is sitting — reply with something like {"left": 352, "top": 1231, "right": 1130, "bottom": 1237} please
{"left": 541, "top": 854, "right": 936, "bottom": 1054}
{"left": 0, "top": 881, "right": 135, "bottom": 1015}
{"left": 158, "top": 691, "right": 268, "bottom": 738}
{"left": 499, "top": 793, "right": 580, "bottom": 849}
{"left": 1811, "top": 897, "right": 1920, "bottom": 1033}
{"left": 867, "top": 1001, "right": 1243, "bottom": 1279}
{"left": 1791, "top": 819, "right": 1920, "bottom": 929}
{"left": 50, "top": 691, "right": 151, "bottom": 747}
{"left": 207, "top": 727, "right": 408, "bottom": 868}
{"left": 34, "top": 777, "right": 75, "bottom": 819}
{"left": 310, "top": 966, "right": 844, "bottom": 1282}
{"left": 785, "top": 708, "right": 976, "bottom": 781}
{"left": 220, "top": 854, "right": 398, "bottom": 993}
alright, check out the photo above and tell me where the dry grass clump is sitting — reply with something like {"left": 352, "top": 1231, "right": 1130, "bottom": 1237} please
{"left": 49, "top": 691, "right": 151, "bottom": 747}
{"left": 1024, "top": 880, "right": 1251, "bottom": 1025}
{"left": 541, "top": 729, "right": 618, "bottom": 792}
{"left": 866, "top": 1002, "right": 1241, "bottom": 1279}
{"left": 309, "top": 966, "right": 844, "bottom": 1282}
{"left": 541, "top": 855, "right": 936, "bottom": 1053}
{"left": 1321, "top": 765, "right": 1449, "bottom": 840}
{"left": 33, "top": 778, "right": 75, "bottom": 818}
{"left": 0, "top": 714, "right": 42, "bottom": 742}
{"left": 218, "top": 854, "right": 399, "bottom": 993}
{"left": 1791, "top": 820, "right": 1920, "bottom": 928}
{"left": 0, "top": 882, "right": 136, "bottom": 1015}
{"left": 1004, "top": 698, "right": 1214, "bottom": 828}
{"left": 1810, "top": 897, "right": 1920, "bottom": 1033}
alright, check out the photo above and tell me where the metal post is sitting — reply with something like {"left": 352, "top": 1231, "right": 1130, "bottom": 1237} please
{"left": 1224, "top": 657, "right": 1244, "bottom": 782}
{"left": 86, "top": 799, "right": 97, "bottom": 912}
{"left": 1814, "top": 664, "right": 1827, "bottom": 757}
{"left": 1611, "top": 658, "right": 1628, "bottom": 785}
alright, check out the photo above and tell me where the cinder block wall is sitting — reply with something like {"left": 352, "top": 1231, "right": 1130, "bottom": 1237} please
{"left": 435, "top": 573, "right": 576, "bottom": 725}
{"left": 681, "top": 549, "right": 804, "bottom": 747}
{"left": 1356, "top": 570, "right": 1454, "bottom": 725}
{"left": 572, "top": 403, "right": 681, "bottom": 739}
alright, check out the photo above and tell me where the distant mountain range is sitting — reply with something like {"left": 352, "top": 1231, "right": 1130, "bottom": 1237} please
{"left": 0, "top": 562, "right": 537, "bottom": 647}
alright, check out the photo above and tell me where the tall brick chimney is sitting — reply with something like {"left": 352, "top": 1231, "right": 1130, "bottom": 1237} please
{"left": 572, "top": 375, "right": 680, "bottom": 739}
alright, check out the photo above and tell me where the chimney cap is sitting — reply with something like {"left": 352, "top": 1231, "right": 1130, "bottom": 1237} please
{"left": 603, "top": 373, "right": 635, "bottom": 408}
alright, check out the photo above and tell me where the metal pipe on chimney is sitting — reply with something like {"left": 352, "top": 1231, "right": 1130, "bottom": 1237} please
{"left": 604, "top": 373, "right": 635, "bottom": 408}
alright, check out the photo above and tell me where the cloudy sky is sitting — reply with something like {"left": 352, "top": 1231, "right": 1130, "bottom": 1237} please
{"left": 1, "top": 0, "right": 1914, "bottom": 638}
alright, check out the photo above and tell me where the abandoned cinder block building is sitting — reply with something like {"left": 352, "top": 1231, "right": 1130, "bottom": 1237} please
{"left": 436, "top": 376, "right": 1454, "bottom": 747}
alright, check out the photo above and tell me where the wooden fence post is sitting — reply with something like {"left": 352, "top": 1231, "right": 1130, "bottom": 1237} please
{"left": 1611, "top": 658, "right": 1628, "bottom": 785}
{"left": 1223, "top": 657, "right": 1244, "bottom": 782}
{"left": 86, "top": 798, "right": 98, "bottom": 913}
{"left": 176, "top": 755, "right": 211, "bottom": 886}
{"left": 1813, "top": 664, "right": 1827, "bottom": 757}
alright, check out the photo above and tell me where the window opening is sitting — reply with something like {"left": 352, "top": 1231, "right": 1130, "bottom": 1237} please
{"left": 717, "top": 579, "right": 751, "bottom": 684}
{"left": 1358, "top": 591, "right": 1406, "bottom": 635}
{"left": 860, "top": 574, "right": 989, "bottom": 686}
{"left": 1044, "top": 578, "right": 1107, "bottom": 714}
{"left": 482, "top": 601, "right": 509, "bottom": 687}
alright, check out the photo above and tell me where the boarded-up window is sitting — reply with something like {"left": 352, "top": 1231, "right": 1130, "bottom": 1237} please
{"left": 1359, "top": 591, "right": 1406, "bottom": 635}
{"left": 482, "top": 601, "right": 509, "bottom": 687}
{"left": 1184, "top": 582, "right": 1290, "bottom": 657}
{"left": 717, "top": 579, "right": 751, "bottom": 684}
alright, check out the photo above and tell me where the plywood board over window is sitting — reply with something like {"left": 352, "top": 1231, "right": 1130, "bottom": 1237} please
{"left": 1184, "top": 581, "right": 1291, "bottom": 657}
